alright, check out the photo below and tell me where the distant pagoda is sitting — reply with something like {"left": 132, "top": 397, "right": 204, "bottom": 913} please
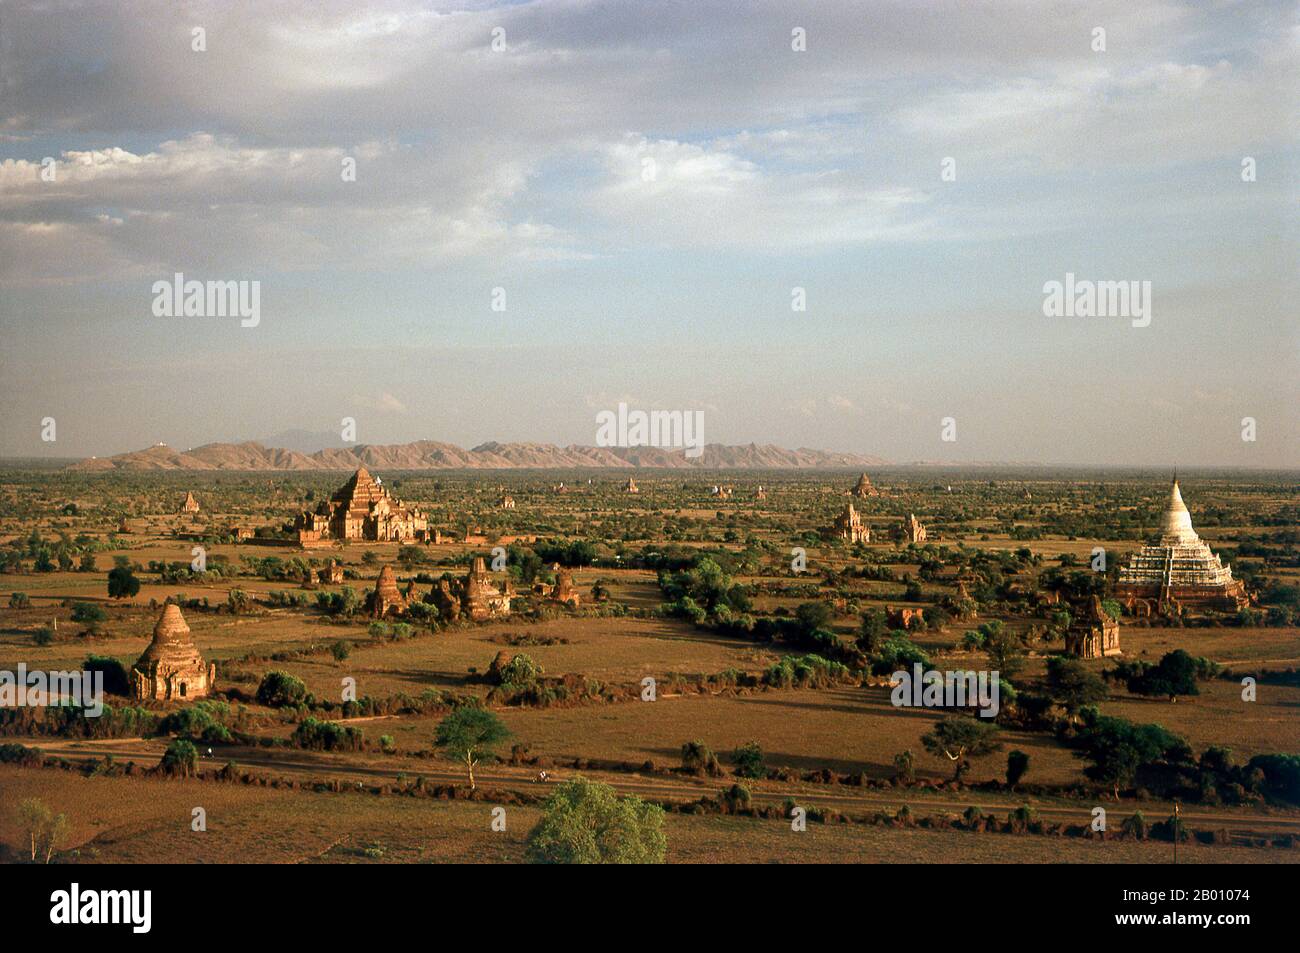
{"left": 1115, "top": 479, "right": 1247, "bottom": 612}
{"left": 829, "top": 502, "right": 870, "bottom": 544}
{"left": 850, "top": 473, "right": 878, "bottom": 498}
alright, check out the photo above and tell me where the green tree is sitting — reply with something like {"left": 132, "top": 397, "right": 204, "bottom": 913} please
{"left": 921, "top": 715, "right": 1002, "bottom": 781}
{"left": 17, "top": 798, "right": 69, "bottom": 864}
{"left": 981, "top": 621, "right": 1025, "bottom": 678}
{"left": 525, "top": 777, "right": 666, "bottom": 864}
{"left": 1045, "top": 655, "right": 1108, "bottom": 712}
{"left": 107, "top": 565, "right": 140, "bottom": 600}
{"left": 256, "top": 670, "right": 308, "bottom": 708}
{"left": 161, "top": 738, "right": 199, "bottom": 778}
{"left": 732, "top": 741, "right": 765, "bottom": 779}
{"left": 857, "top": 608, "right": 888, "bottom": 654}
{"left": 1127, "top": 649, "right": 1200, "bottom": 702}
{"left": 1072, "top": 715, "right": 1191, "bottom": 799}
{"left": 794, "top": 601, "right": 834, "bottom": 634}
{"left": 435, "top": 707, "right": 509, "bottom": 789}
{"left": 1006, "top": 750, "right": 1030, "bottom": 788}
{"left": 71, "top": 602, "right": 108, "bottom": 632}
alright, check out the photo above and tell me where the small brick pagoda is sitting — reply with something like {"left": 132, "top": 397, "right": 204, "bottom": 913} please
{"left": 131, "top": 604, "right": 215, "bottom": 701}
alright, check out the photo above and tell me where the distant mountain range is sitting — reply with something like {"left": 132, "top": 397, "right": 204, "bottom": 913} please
{"left": 69, "top": 440, "right": 887, "bottom": 472}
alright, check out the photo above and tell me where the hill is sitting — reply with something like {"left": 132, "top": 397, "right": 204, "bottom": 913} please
{"left": 68, "top": 440, "right": 886, "bottom": 472}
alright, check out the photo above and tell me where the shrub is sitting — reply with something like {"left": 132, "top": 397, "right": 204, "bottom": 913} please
{"left": 525, "top": 777, "right": 666, "bottom": 864}
{"left": 107, "top": 566, "right": 140, "bottom": 600}
{"left": 732, "top": 741, "right": 765, "bottom": 779}
{"left": 893, "top": 749, "right": 915, "bottom": 781}
{"left": 8, "top": 592, "right": 30, "bottom": 609}
{"left": 680, "top": 740, "right": 722, "bottom": 776}
{"left": 256, "top": 670, "right": 308, "bottom": 708}
{"left": 497, "top": 653, "right": 541, "bottom": 688}
{"left": 71, "top": 602, "right": 108, "bottom": 632}
{"left": 83, "top": 655, "right": 130, "bottom": 696}
{"left": 331, "top": 641, "right": 351, "bottom": 662}
{"left": 160, "top": 738, "right": 199, "bottom": 777}
{"left": 293, "top": 717, "right": 363, "bottom": 751}
{"left": 1006, "top": 750, "right": 1030, "bottom": 788}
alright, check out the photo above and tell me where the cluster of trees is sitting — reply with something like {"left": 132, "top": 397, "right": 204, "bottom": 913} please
{"left": 1107, "top": 650, "right": 1215, "bottom": 702}
{"left": 16, "top": 798, "right": 69, "bottom": 863}
{"left": 658, "top": 556, "right": 752, "bottom": 624}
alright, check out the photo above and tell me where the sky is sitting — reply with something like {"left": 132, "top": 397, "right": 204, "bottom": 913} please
{"left": 0, "top": 0, "right": 1296, "bottom": 466}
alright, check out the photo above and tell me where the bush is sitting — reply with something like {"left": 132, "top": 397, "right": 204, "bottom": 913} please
{"left": 525, "top": 777, "right": 666, "bottom": 864}
{"left": 160, "top": 738, "right": 199, "bottom": 777}
{"left": 331, "top": 641, "right": 351, "bottom": 662}
{"left": 256, "top": 670, "right": 308, "bottom": 708}
{"left": 107, "top": 566, "right": 140, "bottom": 600}
{"left": 497, "top": 653, "right": 541, "bottom": 688}
{"left": 732, "top": 741, "right": 765, "bottom": 779}
{"left": 1006, "top": 750, "right": 1030, "bottom": 787}
{"left": 156, "top": 701, "right": 232, "bottom": 743}
{"left": 292, "top": 717, "right": 363, "bottom": 751}
{"left": 8, "top": 592, "right": 30, "bottom": 609}
{"left": 681, "top": 740, "right": 722, "bottom": 776}
{"left": 1246, "top": 753, "right": 1300, "bottom": 804}
{"left": 83, "top": 655, "right": 130, "bottom": 696}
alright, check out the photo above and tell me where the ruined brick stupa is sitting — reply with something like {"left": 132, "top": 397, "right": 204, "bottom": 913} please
{"left": 131, "top": 604, "right": 215, "bottom": 701}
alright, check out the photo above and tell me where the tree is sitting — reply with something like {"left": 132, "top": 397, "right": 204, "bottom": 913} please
{"left": 1127, "top": 649, "right": 1200, "bottom": 702}
{"left": 922, "top": 715, "right": 1001, "bottom": 781}
{"left": 981, "top": 621, "right": 1025, "bottom": 679}
{"left": 107, "top": 565, "right": 140, "bottom": 600}
{"left": 794, "top": 601, "right": 833, "bottom": 635}
{"left": 680, "top": 740, "right": 722, "bottom": 776}
{"left": 525, "top": 777, "right": 666, "bottom": 864}
{"left": 1045, "top": 655, "right": 1108, "bottom": 712}
{"left": 1072, "top": 715, "right": 1191, "bottom": 799}
{"left": 1006, "top": 750, "right": 1030, "bottom": 789}
{"left": 71, "top": 602, "right": 107, "bottom": 633}
{"left": 435, "top": 707, "right": 509, "bottom": 789}
{"left": 84, "top": 655, "right": 130, "bottom": 695}
{"left": 17, "top": 798, "right": 68, "bottom": 863}
{"left": 256, "top": 670, "right": 307, "bottom": 708}
{"left": 161, "top": 738, "right": 199, "bottom": 777}
{"left": 857, "top": 608, "right": 888, "bottom": 654}
{"left": 732, "top": 741, "right": 765, "bottom": 779}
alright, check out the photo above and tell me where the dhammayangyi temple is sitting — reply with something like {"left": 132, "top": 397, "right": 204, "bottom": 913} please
{"left": 294, "top": 467, "right": 428, "bottom": 543}
{"left": 1115, "top": 479, "right": 1248, "bottom": 612}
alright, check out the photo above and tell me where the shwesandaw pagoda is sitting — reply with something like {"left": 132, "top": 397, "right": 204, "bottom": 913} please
{"left": 1115, "top": 479, "right": 1248, "bottom": 612}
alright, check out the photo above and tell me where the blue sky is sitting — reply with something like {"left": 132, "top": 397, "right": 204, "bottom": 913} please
{"left": 0, "top": 0, "right": 1295, "bottom": 465}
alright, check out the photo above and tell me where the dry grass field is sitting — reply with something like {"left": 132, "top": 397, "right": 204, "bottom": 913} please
{"left": 1, "top": 468, "right": 1297, "bottom": 864}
